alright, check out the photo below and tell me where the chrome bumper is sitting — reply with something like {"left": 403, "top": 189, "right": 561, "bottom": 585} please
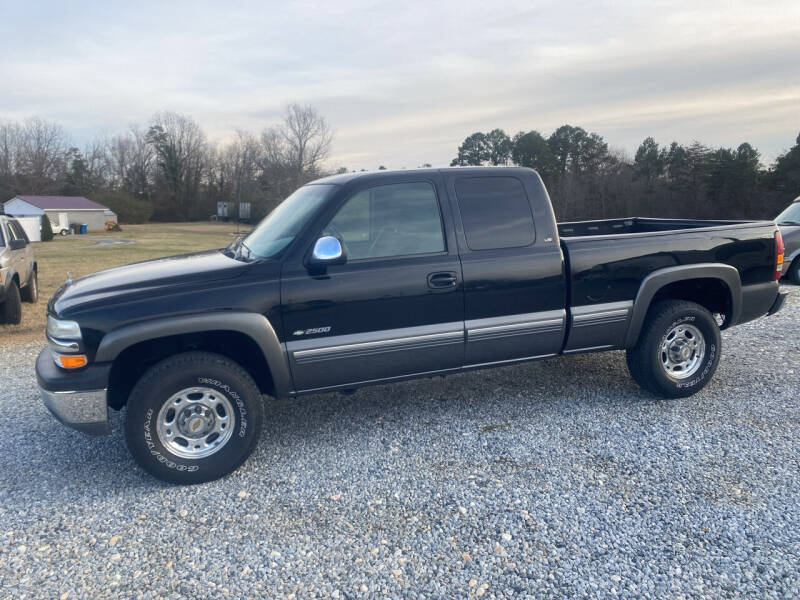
{"left": 40, "top": 387, "right": 111, "bottom": 435}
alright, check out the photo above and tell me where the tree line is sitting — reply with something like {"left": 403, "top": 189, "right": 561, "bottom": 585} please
{"left": 451, "top": 126, "right": 800, "bottom": 221}
{"left": 2, "top": 108, "right": 799, "bottom": 225}
{"left": 0, "top": 104, "right": 333, "bottom": 223}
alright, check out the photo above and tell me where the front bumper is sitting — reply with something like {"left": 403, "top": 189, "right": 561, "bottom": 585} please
{"left": 36, "top": 348, "right": 112, "bottom": 435}
{"left": 40, "top": 388, "right": 110, "bottom": 435}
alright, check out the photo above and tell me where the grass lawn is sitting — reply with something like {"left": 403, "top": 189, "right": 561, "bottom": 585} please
{"left": 1, "top": 222, "right": 249, "bottom": 345}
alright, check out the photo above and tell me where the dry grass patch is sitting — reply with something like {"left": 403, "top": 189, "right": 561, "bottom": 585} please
{"left": 0, "top": 222, "right": 248, "bottom": 346}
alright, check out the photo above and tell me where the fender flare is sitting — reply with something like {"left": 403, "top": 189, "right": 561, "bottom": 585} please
{"left": 95, "top": 312, "right": 292, "bottom": 398}
{"left": 625, "top": 263, "right": 741, "bottom": 347}
{"left": 3, "top": 267, "right": 20, "bottom": 289}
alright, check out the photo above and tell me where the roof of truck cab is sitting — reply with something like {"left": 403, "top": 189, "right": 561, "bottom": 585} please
{"left": 309, "top": 166, "right": 537, "bottom": 185}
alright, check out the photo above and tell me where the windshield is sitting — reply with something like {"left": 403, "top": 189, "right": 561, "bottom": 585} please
{"left": 776, "top": 201, "right": 800, "bottom": 225}
{"left": 242, "top": 184, "right": 336, "bottom": 258}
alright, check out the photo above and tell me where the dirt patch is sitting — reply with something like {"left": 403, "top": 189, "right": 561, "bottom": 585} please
{"left": 81, "top": 237, "right": 135, "bottom": 248}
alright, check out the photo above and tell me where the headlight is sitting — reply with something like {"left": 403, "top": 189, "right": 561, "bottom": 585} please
{"left": 46, "top": 315, "right": 82, "bottom": 340}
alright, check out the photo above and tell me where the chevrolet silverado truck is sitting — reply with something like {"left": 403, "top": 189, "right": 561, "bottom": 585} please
{"left": 37, "top": 167, "right": 787, "bottom": 484}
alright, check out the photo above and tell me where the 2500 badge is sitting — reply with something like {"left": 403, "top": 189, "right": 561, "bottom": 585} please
{"left": 293, "top": 326, "right": 332, "bottom": 336}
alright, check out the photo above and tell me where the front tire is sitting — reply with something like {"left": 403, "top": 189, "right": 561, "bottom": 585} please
{"left": 0, "top": 281, "right": 22, "bottom": 324}
{"left": 626, "top": 300, "right": 721, "bottom": 398}
{"left": 124, "top": 352, "right": 264, "bottom": 484}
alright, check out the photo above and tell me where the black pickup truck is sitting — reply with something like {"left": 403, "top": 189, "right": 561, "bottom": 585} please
{"left": 37, "top": 167, "right": 787, "bottom": 483}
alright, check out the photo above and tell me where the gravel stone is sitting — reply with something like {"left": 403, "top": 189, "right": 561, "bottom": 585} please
{"left": 1, "top": 285, "right": 799, "bottom": 598}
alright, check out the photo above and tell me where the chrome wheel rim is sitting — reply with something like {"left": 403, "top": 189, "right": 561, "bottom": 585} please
{"left": 156, "top": 387, "right": 235, "bottom": 459}
{"left": 660, "top": 323, "right": 705, "bottom": 379}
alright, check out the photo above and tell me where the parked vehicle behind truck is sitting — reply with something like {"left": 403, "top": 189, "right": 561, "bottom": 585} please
{"left": 36, "top": 167, "right": 787, "bottom": 483}
{"left": 1, "top": 214, "right": 39, "bottom": 324}
{"left": 776, "top": 195, "right": 800, "bottom": 283}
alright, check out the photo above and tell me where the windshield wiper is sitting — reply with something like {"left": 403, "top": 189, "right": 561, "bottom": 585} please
{"left": 226, "top": 237, "right": 256, "bottom": 262}
{"left": 220, "top": 238, "right": 238, "bottom": 258}
{"left": 221, "top": 236, "right": 251, "bottom": 261}
{"left": 238, "top": 240, "right": 255, "bottom": 261}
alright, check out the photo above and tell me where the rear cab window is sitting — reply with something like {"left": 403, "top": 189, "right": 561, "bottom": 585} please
{"left": 454, "top": 176, "right": 535, "bottom": 250}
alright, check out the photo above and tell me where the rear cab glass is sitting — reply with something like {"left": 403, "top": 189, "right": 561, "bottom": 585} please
{"left": 454, "top": 176, "right": 535, "bottom": 250}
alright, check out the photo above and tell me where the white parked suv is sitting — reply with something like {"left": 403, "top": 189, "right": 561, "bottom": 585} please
{"left": 0, "top": 214, "right": 38, "bottom": 323}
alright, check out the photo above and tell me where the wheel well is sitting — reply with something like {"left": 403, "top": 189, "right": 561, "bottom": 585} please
{"left": 106, "top": 330, "right": 275, "bottom": 409}
{"left": 650, "top": 278, "right": 733, "bottom": 326}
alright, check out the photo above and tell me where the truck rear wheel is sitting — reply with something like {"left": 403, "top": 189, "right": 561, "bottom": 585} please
{"left": 124, "top": 352, "right": 264, "bottom": 484}
{"left": 0, "top": 280, "right": 22, "bottom": 324}
{"left": 626, "top": 300, "right": 721, "bottom": 398}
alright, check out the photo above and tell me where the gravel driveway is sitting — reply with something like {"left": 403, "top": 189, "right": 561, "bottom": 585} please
{"left": 1, "top": 287, "right": 799, "bottom": 599}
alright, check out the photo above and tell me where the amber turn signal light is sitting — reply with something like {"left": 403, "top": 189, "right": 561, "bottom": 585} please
{"left": 56, "top": 354, "right": 88, "bottom": 369}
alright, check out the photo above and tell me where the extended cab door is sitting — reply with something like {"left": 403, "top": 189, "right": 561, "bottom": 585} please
{"left": 444, "top": 170, "right": 566, "bottom": 366}
{"left": 280, "top": 175, "right": 464, "bottom": 393}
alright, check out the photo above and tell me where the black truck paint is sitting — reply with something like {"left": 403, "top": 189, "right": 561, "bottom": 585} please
{"left": 36, "top": 167, "right": 787, "bottom": 482}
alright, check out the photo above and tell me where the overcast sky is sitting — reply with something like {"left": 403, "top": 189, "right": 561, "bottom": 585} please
{"left": 2, "top": 0, "right": 799, "bottom": 169}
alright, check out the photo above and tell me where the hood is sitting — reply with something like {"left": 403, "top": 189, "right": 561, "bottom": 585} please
{"left": 51, "top": 249, "right": 249, "bottom": 316}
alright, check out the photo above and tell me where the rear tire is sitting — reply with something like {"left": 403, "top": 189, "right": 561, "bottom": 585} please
{"left": 21, "top": 270, "right": 38, "bottom": 303}
{"left": 626, "top": 300, "right": 721, "bottom": 398}
{"left": 124, "top": 352, "right": 264, "bottom": 484}
{"left": 0, "top": 281, "right": 22, "bottom": 324}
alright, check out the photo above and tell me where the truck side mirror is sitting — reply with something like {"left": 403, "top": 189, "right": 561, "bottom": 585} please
{"left": 9, "top": 239, "right": 27, "bottom": 250}
{"left": 307, "top": 236, "right": 347, "bottom": 270}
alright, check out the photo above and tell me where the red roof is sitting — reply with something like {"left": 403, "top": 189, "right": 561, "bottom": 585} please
{"left": 14, "top": 195, "right": 108, "bottom": 210}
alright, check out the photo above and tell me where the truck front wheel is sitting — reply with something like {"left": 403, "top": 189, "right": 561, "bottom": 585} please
{"left": 124, "top": 352, "right": 264, "bottom": 484}
{"left": 626, "top": 300, "right": 721, "bottom": 398}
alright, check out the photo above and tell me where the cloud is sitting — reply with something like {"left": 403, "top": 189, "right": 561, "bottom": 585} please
{"left": 1, "top": 0, "right": 798, "bottom": 168}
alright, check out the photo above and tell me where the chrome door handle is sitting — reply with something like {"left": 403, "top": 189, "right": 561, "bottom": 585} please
{"left": 427, "top": 271, "right": 458, "bottom": 288}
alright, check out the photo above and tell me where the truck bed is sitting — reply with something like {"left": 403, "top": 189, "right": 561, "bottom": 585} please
{"left": 557, "top": 217, "right": 746, "bottom": 238}
{"left": 557, "top": 217, "right": 778, "bottom": 355}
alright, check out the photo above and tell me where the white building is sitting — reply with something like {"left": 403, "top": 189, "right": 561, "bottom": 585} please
{"left": 2, "top": 195, "right": 117, "bottom": 233}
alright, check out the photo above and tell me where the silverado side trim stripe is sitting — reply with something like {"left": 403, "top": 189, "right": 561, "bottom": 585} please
{"left": 465, "top": 309, "right": 566, "bottom": 343}
{"left": 292, "top": 331, "right": 463, "bottom": 364}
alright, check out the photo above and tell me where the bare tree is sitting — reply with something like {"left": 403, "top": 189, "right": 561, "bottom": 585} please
{"left": 228, "top": 130, "right": 262, "bottom": 205}
{"left": 0, "top": 121, "right": 20, "bottom": 180}
{"left": 147, "top": 112, "right": 208, "bottom": 219}
{"left": 262, "top": 104, "right": 333, "bottom": 186}
{"left": 108, "top": 127, "right": 155, "bottom": 199}
{"left": 16, "top": 117, "right": 68, "bottom": 193}
{"left": 0, "top": 121, "right": 20, "bottom": 199}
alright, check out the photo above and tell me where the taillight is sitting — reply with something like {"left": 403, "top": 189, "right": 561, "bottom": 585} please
{"left": 774, "top": 230, "right": 784, "bottom": 281}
